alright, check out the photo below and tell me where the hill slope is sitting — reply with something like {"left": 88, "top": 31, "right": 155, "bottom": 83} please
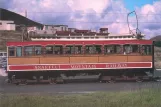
{"left": 0, "top": 8, "right": 43, "bottom": 28}
{"left": 150, "top": 35, "right": 161, "bottom": 41}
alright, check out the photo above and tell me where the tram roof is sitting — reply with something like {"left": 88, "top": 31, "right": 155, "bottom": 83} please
{"left": 7, "top": 39, "right": 152, "bottom": 47}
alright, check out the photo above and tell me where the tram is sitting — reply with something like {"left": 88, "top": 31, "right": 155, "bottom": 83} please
{"left": 6, "top": 32, "right": 156, "bottom": 85}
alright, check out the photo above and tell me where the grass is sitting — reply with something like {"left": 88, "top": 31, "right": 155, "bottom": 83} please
{"left": 0, "top": 89, "right": 161, "bottom": 107}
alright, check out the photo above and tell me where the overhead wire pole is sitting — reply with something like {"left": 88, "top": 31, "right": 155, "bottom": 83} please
{"left": 127, "top": 11, "right": 142, "bottom": 39}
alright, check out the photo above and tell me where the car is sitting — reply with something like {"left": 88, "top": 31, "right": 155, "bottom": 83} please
{"left": 0, "top": 52, "right": 7, "bottom": 58}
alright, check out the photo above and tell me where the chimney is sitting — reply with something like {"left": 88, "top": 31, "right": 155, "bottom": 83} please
{"left": 100, "top": 28, "right": 108, "bottom": 33}
{"left": 25, "top": 10, "right": 27, "bottom": 18}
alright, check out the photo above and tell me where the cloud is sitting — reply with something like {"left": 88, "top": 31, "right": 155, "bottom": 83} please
{"left": 3, "top": 0, "right": 160, "bottom": 38}
{"left": 135, "top": 1, "right": 161, "bottom": 39}
{"left": 0, "top": 0, "right": 131, "bottom": 33}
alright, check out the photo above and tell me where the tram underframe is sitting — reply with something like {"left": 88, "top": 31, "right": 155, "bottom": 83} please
{"left": 7, "top": 68, "right": 153, "bottom": 85}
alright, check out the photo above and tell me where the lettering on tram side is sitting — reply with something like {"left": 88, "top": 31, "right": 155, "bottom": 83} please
{"left": 35, "top": 65, "right": 61, "bottom": 70}
{"left": 71, "top": 64, "right": 96, "bottom": 69}
{"left": 106, "top": 63, "right": 127, "bottom": 68}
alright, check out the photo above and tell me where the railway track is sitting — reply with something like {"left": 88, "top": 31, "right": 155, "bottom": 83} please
{"left": 2, "top": 79, "right": 161, "bottom": 94}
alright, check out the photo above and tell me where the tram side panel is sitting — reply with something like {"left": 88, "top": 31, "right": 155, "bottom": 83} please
{"left": 7, "top": 41, "right": 153, "bottom": 82}
{"left": 7, "top": 55, "right": 152, "bottom": 71}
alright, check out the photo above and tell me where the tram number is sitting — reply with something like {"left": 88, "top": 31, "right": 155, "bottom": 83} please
{"left": 106, "top": 64, "right": 127, "bottom": 68}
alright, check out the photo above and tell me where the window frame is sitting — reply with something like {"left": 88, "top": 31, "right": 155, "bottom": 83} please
{"left": 16, "top": 46, "right": 23, "bottom": 57}
{"left": 84, "top": 45, "right": 102, "bottom": 55}
{"left": 141, "top": 44, "right": 152, "bottom": 55}
{"left": 45, "top": 45, "right": 54, "bottom": 55}
{"left": 24, "top": 45, "right": 34, "bottom": 56}
{"left": 74, "top": 45, "right": 83, "bottom": 55}
{"left": 34, "top": 45, "right": 42, "bottom": 55}
{"left": 53, "top": 45, "right": 63, "bottom": 55}
{"left": 8, "top": 47, "right": 16, "bottom": 57}
{"left": 104, "top": 45, "right": 122, "bottom": 54}
{"left": 65, "top": 45, "right": 75, "bottom": 55}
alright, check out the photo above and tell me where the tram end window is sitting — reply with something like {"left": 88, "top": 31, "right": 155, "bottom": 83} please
{"left": 16, "top": 46, "right": 22, "bottom": 57}
{"left": 8, "top": 47, "right": 15, "bottom": 56}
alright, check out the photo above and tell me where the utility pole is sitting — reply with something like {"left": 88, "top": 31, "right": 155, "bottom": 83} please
{"left": 21, "top": 25, "right": 27, "bottom": 41}
{"left": 0, "top": 8, "right": 1, "bottom": 20}
{"left": 21, "top": 25, "right": 24, "bottom": 42}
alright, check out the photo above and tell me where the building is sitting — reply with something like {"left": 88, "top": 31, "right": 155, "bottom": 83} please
{"left": 27, "top": 25, "right": 69, "bottom": 35}
{"left": 0, "top": 20, "right": 16, "bottom": 31}
{"left": 30, "top": 26, "right": 145, "bottom": 41}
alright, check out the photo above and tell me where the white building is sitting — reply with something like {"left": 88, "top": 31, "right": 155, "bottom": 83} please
{"left": 0, "top": 20, "right": 16, "bottom": 31}
{"left": 27, "top": 25, "right": 69, "bottom": 35}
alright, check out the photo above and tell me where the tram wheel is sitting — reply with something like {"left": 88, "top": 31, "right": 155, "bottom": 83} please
{"left": 107, "top": 78, "right": 116, "bottom": 83}
{"left": 15, "top": 82, "right": 20, "bottom": 85}
{"left": 136, "top": 78, "right": 143, "bottom": 83}
{"left": 21, "top": 80, "right": 28, "bottom": 85}
{"left": 49, "top": 78, "right": 56, "bottom": 84}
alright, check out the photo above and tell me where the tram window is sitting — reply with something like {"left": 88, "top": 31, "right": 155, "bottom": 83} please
{"left": 16, "top": 47, "right": 22, "bottom": 57}
{"left": 75, "top": 45, "right": 82, "bottom": 54}
{"left": 95, "top": 45, "right": 102, "bottom": 54}
{"left": 114, "top": 45, "right": 122, "bottom": 54}
{"left": 123, "top": 45, "right": 132, "bottom": 54}
{"left": 123, "top": 45, "right": 139, "bottom": 54}
{"left": 131, "top": 45, "right": 139, "bottom": 53}
{"left": 65, "top": 46, "right": 74, "bottom": 54}
{"left": 35, "top": 46, "right": 42, "bottom": 55}
{"left": 85, "top": 45, "right": 94, "bottom": 54}
{"left": 85, "top": 45, "right": 102, "bottom": 54}
{"left": 104, "top": 45, "right": 113, "bottom": 54}
{"left": 24, "top": 46, "right": 33, "bottom": 56}
{"left": 45, "top": 46, "right": 53, "bottom": 54}
{"left": 8, "top": 47, "right": 15, "bottom": 56}
{"left": 142, "top": 45, "right": 152, "bottom": 55}
{"left": 54, "top": 45, "right": 63, "bottom": 55}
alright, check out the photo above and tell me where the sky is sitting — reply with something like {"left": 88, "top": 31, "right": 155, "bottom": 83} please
{"left": 0, "top": 0, "right": 161, "bottom": 39}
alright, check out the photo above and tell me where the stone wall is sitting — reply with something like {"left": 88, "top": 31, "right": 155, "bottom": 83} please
{"left": 0, "top": 31, "right": 22, "bottom": 51}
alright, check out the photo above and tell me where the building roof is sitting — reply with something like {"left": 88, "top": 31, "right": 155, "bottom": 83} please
{"left": 44, "top": 24, "right": 68, "bottom": 27}
{"left": 0, "top": 8, "right": 43, "bottom": 28}
{"left": 100, "top": 28, "right": 108, "bottom": 31}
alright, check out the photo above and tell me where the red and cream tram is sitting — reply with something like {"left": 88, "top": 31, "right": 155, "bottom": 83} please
{"left": 6, "top": 38, "right": 154, "bottom": 84}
